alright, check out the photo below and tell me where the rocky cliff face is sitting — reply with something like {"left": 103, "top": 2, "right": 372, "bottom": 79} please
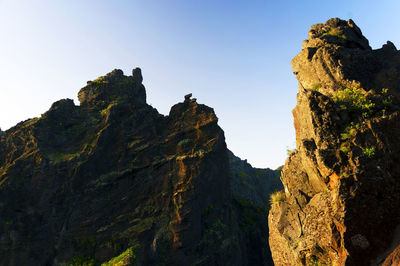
{"left": 0, "top": 68, "right": 279, "bottom": 265}
{"left": 269, "top": 18, "right": 400, "bottom": 265}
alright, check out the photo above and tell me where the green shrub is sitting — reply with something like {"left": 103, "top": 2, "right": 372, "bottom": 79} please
{"left": 93, "top": 75, "right": 108, "bottom": 84}
{"left": 340, "top": 123, "right": 360, "bottom": 141}
{"left": 382, "top": 99, "right": 391, "bottom": 106}
{"left": 311, "top": 83, "right": 321, "bottom": 91}
{"left": 340, "top": 143, "right": 350, "bottom": 154}
{"left": 194, "top": 149, "right": 206, "bottom": 157}
{"left": 333, "top": 87, "right": 374, "bottom": 113}
{"left": 286, "top": 148, "right": 297, "bottom": 156}
{"left": 363, "top": 146, "right": 375, "bottom": 158}
{"left": 68, "top": 256, "right": 96, "bottom": 266}
{"left": 322, "top": 27, "right": 346, "bottom": 40}
{"left": 381, "top": 88, "right": 392, "bottom": 106}
{"left": 177, "top": 138, "right": 192, "bottom": 147}
{"left": 101, "top": 246, "right": 139, "bottom": 266}
{"left": 269, "top": 190, "right": 285, "bottom": 205}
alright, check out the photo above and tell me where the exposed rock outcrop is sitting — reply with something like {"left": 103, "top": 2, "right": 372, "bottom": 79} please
{"left": 0, "top": 68, "right": 279, "bottom": 265}
{"left": 269, "top": 18, "right": 400, "bottom": 265}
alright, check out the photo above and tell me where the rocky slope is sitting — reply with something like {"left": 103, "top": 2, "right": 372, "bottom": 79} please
{"left": 0, "top": 68, "right": 279, "bottom": 265}
{"left": 269, "top": 18, "right": 400, "bottom": 265}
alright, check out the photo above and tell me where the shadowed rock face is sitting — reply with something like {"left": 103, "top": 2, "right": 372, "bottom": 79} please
{"left": 269, "top": 18, "right": 400, "bottom": 265}
{"left": 0, "top": 69, "right": 279, "bottom": 265}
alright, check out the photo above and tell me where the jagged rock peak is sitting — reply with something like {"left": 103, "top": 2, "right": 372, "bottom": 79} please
{"left": 168, "top": 93, "right": 217, "bottom": 130}
{"left": 292, "top": 18, "right": 400, "bottom": 97}
{"left": 78, "top": 68, "right": 146, "bottom": 108}
{"left": 184, "top": 93, "right": 192, "bottom": 102}
{"left": 132, "top": 67, "right": 143, "bottom": 83}
{"left": 303, "top": 18, "right": 370, "bottom": 50}
{"left": 42, "top": 98, "right": 76, "bottom": 120}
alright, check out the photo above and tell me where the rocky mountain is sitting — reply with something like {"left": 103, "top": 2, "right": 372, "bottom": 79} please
{"left": 0, "top": 68, "right": 280, "bottom": 265}
{"left": 269, "top": 18, "right": 400, "bottom": 265}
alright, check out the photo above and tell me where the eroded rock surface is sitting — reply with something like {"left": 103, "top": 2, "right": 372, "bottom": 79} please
{"left": 0, "top": 69, "right": 279, "bottom": 265}
{"left": 269, "top": 18, "right": 400, "bottom": 265}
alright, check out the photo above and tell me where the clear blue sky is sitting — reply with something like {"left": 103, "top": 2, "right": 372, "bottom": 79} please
{"left": 1, "top": 0, "right": 399, "bottom": 168}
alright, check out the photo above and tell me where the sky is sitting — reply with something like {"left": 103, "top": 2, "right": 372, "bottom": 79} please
{"left": 0, "top": 0, "right": 399, "bottom": 169}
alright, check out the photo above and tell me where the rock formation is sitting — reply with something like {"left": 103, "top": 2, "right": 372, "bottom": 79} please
{"left": 269, "top": 18, "right": 400, "bottom": 265}
{"left": 0, "top": 68, "right": 279, "bottom": 265}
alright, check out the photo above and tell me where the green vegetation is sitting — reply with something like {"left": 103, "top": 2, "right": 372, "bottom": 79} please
{"left": 68, "top": 256, "right": 96, "bottom": 266}
{"left": 381, "top": 88, "right": 392, "bottom": 106}
{"left": 269, "top": 190, "right": 285, "bottom": 205}
{"left": 307, "top": 255, "right": 326, "bottom": 266}
{"left": 100, "top": 100, "right": 118, "bottom": 116}
{"left": 363, "top": 146, "right": 375, "bottom": 158}
{"left": 101, "top": 246, "right": 139, "bottom": 266}
{"left": 332, "top": 87, "right": 374, "bottom": 114}
{"left": 194, "top": 149, "right": 206, "bottom": 157}
{"left": 237, "top": 171, "right": 248, "bottom": 178}
{"left": 50, "top": 151, "right": 80, "bottom": 163}
{"left": 322, "top": 27, "right": 346, "bottom": 40}
{"left": 311, "top": 83, "right": 321, "bottom": 91}
{"left": 98, "top": 169, "right": 131, "bottom": 183}
{"left": 286, "top": 148, "right": 297, "bottom": 156}
{"left": 93, "top": 75, "right": 108, "bottom": 85}
{"left": 340, "top": 122, "right": 360, "bottom": 141}
{"left": 333, "top": 87, "right": 393, "bottom": 156}
{"left": 177, "top": 138, "right": 192, "bottom": 147}
{"left": 340, "top": 143, "right": 351, "bottom": 154}
{"left": 22, "top": 117, "right": 40, "bottom": 128}
{"left": 125, "top": 216, "right": 155, "bottom": 234}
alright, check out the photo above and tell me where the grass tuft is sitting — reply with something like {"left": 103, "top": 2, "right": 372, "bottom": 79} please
{"left": 270, "top": 190, "right": 285, "bottom": 205}
{"left": 322, "top": 27, "right": 347, "bottom": 40}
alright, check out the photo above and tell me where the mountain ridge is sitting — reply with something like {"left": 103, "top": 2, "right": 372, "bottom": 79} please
{"left": 0, "top": 67, "right": 280, "bottom": 265}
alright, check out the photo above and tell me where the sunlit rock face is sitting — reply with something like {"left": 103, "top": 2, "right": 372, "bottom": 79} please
{"left": 0, "top": 68, "right": 280, "bottom": 265}
{"left": 269, "top": 18, "right": 400, "bottom": 266}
